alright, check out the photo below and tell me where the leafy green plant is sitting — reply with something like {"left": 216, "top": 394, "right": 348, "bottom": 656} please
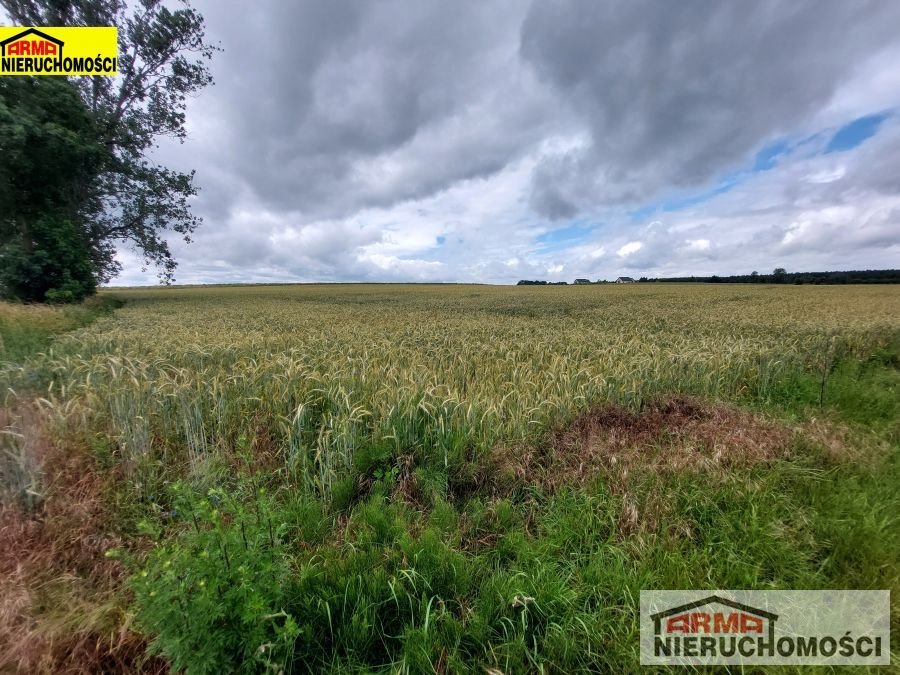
{"left": 128, "top": 483, "right": 298, "bottom": 674}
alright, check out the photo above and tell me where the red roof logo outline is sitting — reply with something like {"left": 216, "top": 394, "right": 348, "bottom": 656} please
{"left": 0, "top": 28, "right": 64, "bottom": 58}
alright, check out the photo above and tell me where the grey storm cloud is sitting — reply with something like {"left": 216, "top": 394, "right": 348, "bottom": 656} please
{"left": 112, "top": 0, "right": 900, "bottom": 286}
{"left": 520, "top": 0, "right": 900, "bottom": 217}
{"left": 193, "top": 0, "right": 553, "bottom": 220}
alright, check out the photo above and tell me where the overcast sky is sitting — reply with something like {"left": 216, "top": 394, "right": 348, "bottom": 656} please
{"left": 114, "top": 0, "right": 900, "bottom": 285}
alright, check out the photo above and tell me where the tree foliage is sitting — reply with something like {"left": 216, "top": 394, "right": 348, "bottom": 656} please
{"left": 2, "top": 216, "right": 98, "bottom": 303}
{"left": 0, "top": 0, "right": 217, "bottom": 301}
{"left": 0, "top": 77, "right": 101, "bottom": 301}
{"left": 647, "top": 269, "right": 900, "bottom": 285}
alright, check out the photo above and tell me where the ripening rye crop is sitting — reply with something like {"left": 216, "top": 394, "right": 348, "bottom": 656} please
{"left": 5, "top": 283, "right": 896, "bottom": 498}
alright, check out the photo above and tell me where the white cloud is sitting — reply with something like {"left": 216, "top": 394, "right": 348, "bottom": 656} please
{"left": 805, "top": 167, "right": 847, "bottom": 184}
{"left": 617, "top": 242, "right": 644, "bottom": 257}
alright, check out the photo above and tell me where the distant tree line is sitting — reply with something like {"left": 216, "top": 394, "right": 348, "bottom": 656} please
{"left": 646, "top": 269, "right": 900, "bottom": 285}
{"left": 517, "top": 269, "right": 900, "bottom": 286}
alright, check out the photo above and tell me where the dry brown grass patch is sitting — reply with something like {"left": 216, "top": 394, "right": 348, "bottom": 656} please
{"left": 0, "top": 403, "right": 164, "bottom": 674}
{"left": 799, "top": 417, "right": 887, "bottom": 465}
{"left": 489, "top": 396, "right": 794, "bottom": 493}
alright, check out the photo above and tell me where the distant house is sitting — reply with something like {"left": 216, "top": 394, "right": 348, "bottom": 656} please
{"left": 616, "top": 276, "right": 635, "bottom": 284}
{"left": 574, "top": 278, "right": 591, "bottom": 285}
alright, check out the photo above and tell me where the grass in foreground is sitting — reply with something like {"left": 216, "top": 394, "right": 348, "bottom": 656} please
{"left": 0, "top": 294, "right": 123, "bottom": 364}
{"left": 0, "top": 284, "right": 897, "bottom": 673}
{"left": 125, "top": 388, "right": 899, "bottom": 673}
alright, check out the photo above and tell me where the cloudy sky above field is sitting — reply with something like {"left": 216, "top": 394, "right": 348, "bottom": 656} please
{"left": 116, "top": 0, "right": 900, "bottom": 285}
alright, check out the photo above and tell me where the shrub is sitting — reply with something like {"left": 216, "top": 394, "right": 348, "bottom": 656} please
{"left": 129, "top": 483, "right": 298, "bottom": 674}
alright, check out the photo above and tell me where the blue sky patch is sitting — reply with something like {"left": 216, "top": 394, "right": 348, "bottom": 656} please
{"left": 536, "top": 221, "right": 597, "bottom": 251}
{"left": 752, "top": 139, "right": 791, "bottom": 171}
{"left": 626, "top": 110, "right": 891, "bottom": 223}
{"left": 826, "top": 112, "right": 890, "bottom": 153}
{"left": 628, "top": 175, "right": 740, "bottom": 221}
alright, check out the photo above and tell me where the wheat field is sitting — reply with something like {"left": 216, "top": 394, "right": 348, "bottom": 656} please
{"left": 24, "top": 284, "right": 898, "bottom": 486}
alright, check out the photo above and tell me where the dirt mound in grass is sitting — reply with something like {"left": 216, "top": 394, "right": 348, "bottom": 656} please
{"left": 490, "top": 396, "right": 794, "bottom": 492}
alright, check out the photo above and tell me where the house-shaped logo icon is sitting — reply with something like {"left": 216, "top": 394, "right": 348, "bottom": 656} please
{"left": 0, "top": 28, "right": 64, "bottom": 58}
{"left": 651, "top": 595, "right": 778, "bottom": 657}
{"left": 652, "top": 594, "right": 778, "bottom": 634}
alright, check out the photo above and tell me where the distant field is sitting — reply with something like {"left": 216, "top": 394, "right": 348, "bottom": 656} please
{"left": 1, "top": 284, "right": 898, "bottom": 672}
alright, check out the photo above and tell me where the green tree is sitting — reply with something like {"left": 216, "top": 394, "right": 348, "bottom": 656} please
{"left": 2, "top": 0, "right": 217, "bottom": 287}
{"left": 1, "top": 216, "right": 98, "bottom": 303}
{"left": 0, "top": 77, "right": 101, "bottom": 302}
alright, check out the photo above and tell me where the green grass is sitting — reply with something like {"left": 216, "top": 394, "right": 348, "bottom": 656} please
{"left": 127, "top": 453, "right": 899, "bottom": 672}
{"left": 0, "top": 294, "right": 123, "bottom": 364}
{"left": 765, "top": 339, "right": 900, "bottom": 441}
